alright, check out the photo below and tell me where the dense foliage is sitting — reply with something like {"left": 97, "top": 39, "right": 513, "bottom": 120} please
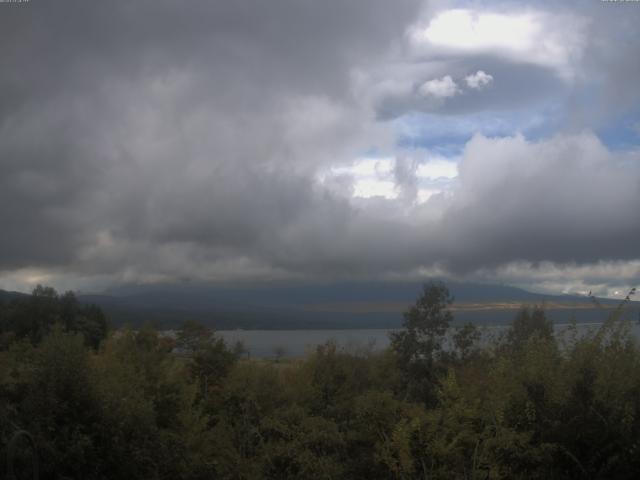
{"left": 1, "top": 283, "right": 640, "bottom": 479}
{"left": 0, "top": 286, "right": 108, "bottom": 349}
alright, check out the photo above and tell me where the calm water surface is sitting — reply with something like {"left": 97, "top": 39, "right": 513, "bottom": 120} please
{"left": 216, "top": 322, "right": 640, "bottom": 358}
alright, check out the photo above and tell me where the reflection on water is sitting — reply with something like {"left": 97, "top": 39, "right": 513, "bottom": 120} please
{"left": 217, "top": 322, "right": 640, "bottom": 358}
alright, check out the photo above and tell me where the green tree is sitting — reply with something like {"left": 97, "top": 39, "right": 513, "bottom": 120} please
{"left": 0, "top": 286, "right": 108, "bottom": 350}
{"left": 177, "top": 321, "right": 239, "bottom": 398}
{"left": 452, "top": 322, "right": 481, "bottom": 361}
{"left": 13, "top": 327, "right": 101, "bottom": 479}
{"left": 506, "top": 306, "right": 553, "bottom": 352}
{"left": 390, "top": 282, "right": 454, "bottom": 404}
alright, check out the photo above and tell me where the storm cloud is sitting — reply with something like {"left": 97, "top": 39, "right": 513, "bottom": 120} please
{"left": 1, "top": 0, "right": 639, "bottom": 296}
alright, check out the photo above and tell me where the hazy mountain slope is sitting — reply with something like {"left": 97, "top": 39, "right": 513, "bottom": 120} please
{"left": 3, "top": 282, "right": 636, "bottom": 329}
{"left": 84, "top": 281, "right": 637, "bottom": 329}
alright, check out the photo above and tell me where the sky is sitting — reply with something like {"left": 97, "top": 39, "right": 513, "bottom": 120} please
{"left": 1, "top": 0, "right": 640, "bottom": 298}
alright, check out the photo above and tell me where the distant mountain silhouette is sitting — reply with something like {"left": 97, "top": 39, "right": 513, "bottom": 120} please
{"left": 2, "top": 281, "right": 635, "bottom": 330}
{"left": 0, "top": 289, "right": 28, "bottom": 302}
{"left": 97, "top": 280, "right": 559, "bottom": 306}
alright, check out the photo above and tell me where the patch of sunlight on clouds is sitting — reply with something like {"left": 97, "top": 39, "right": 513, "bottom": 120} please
{"left": 0, "top": 268, "right": 53, "bottom": 292}
{"left": 353, "top": 179, "right": 398, "bottom": 199}
{"left": 330, "top": 157, "right": 394, "bottom": 177}
{"left": 409, "top": 9, "right": 586, "bottom": 80}
{"left": 326, "top": 156, "right": 397, "bottom": 199}
{"left": 322, "top": 155, "right": 459, "bottom": 201}
{"left": 416, "top": 158, "right": 458, "bottom": 179}
{"left": 415, "top": 9, "right": 537, "bottom": 52}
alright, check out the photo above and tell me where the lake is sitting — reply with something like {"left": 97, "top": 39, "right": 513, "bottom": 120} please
{"left": 216, "top": 322, "right": 640, "bottom": 358}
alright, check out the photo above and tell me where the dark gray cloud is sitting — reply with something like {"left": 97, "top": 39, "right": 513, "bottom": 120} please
{"left": 1, "top": 0, "right": 640, "bottom": 296}
{"left": 0, "top": 0, "right": 420, "bottom": 272}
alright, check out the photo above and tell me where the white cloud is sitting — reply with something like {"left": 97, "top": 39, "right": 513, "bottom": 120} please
{"left": 465, "top": 70, "right": 493, "bottom": 90}
{"left": 413, "top": 9, "right": 537, "bottom": 52}
{"left": 473, "top": 260, "right": 640, "bottom": 299}
{"left": 419, "top": 75, "right": 459, "bottom": 98}
{"left": 416, "top": 158, "right": 458, "bottom": 179}
{"left": 353, "top": 179, "right": 398, "bottom": 199}
{"left": 409, "top": 8, "right": 587, "bottom": 80}
{"left": 321, "top": 154, "right": 459, "bottom": 203}
{"left": 322, "top": 157, "right": 398, "bottom": 200}
{"left": 329, "top": 157, "right": 395, "bottom": 177}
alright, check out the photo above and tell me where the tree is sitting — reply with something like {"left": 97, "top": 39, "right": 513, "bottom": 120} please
{"left": 452, "top": 322, "right": 481, "bottom": 361}
{"left": 390, "top": 282, "right": 454, "bottom": 404}
{"left": 176, "top": 321, "right": 239, "bottom": 397}
{"left": 17, "top": 327, "right": 102, "bottom": 479}
{"left": 506, "top": 306, "right": 553, "bottom": 352}
{"left": 0, "top": 286, "right": 108, "bottom": 349}
{"left": 176, "top": 320, "right": 213, "bottom": 354}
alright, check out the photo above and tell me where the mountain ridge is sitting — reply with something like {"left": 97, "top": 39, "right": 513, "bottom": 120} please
{"left": 3, "top": 281, "right": 637, "bottom": 329}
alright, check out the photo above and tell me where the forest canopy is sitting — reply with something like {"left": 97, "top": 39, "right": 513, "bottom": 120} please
{"left": 1, "top": 283, "right": 640, "bottom": 479}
